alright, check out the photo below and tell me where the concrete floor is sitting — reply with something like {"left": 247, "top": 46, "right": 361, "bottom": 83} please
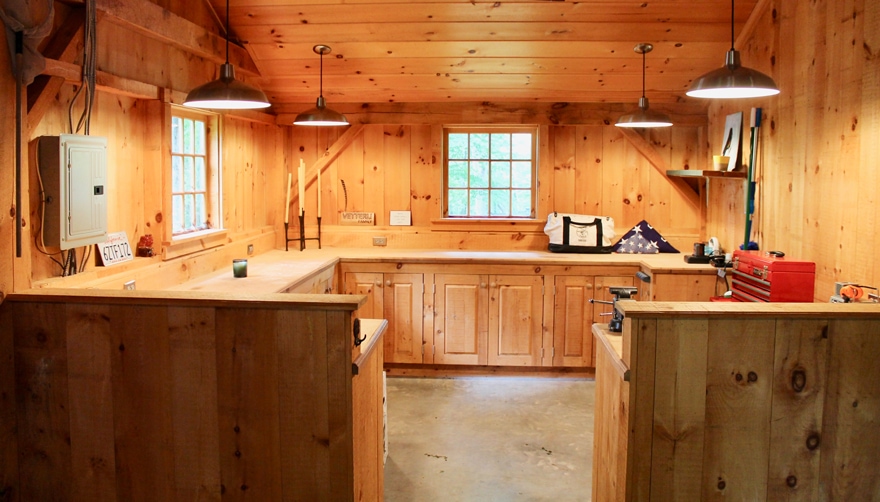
{"left": 384, "top": 376, "right": 594, "bottom": 502}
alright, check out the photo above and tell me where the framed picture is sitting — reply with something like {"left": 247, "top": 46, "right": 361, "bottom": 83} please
{"left": 721, "top": 112, "right": 743, "bottom": 171}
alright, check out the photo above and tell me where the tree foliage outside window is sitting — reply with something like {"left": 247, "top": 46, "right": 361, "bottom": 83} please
{"left": 445, "top": 127, "right": 536, "bottom": 218}
{"left": 171, "top": 111, "right": 211, "bottom": 235}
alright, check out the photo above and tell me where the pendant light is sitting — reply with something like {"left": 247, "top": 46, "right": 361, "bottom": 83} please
{"left": 293, "top": 45, "right": 349, "bottom": 127}
{"left": 615, "top": 43, "right": 673, "bottom": 128}
{"left": 686, "top": 0, "right": 779, "bottom": 99}
{"left": 183, "top": 0, "right": 270, "bottom": 109}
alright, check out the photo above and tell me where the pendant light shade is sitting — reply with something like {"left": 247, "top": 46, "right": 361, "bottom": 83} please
{"left": 686, "top": 0, "right": 779, "bottom": 99}
{"left": 183, "top": 0, "right": 270, "bottom": 110}
{"left": 294, "top": 45, "right": 349, "bottom": 127}
{"left": 615, "top": 43, "right": 672, "bottom": 128}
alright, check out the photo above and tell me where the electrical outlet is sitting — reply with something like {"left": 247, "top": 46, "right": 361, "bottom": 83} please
{"left": 247, "top": 244, "right": 254, "bottom": 255}
{"left": 123, "top": 280, "right": 136, "bottom": 291}
{"left": 373, "top": 236, "right": 387, "bottom": 246}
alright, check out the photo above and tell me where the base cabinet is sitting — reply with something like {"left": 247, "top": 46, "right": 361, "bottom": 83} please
{"left": 552, "top": 275, "right": 636, "bottom": 367}
{"left": 339, "top": 262, "right": 711, "bottom": 369}
{"left": 343, "top": 271, "right": 424, "bottom": 364}
{"left": 433, "top": 274, "right": 544, "bottom": 366}
{"left": 433, "top": 274, "right": 488, "bottom": 365}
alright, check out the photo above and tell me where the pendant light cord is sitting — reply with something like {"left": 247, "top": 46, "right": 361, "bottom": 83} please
{"left": 641, "top": 50, "right": 647, "bottom": 99}
{"left": 225, "top": 0, "right": 230, "bottom": 64}
{"left": 730, "top": 0, "right": 736, "bottom": 51}
{"left": 319, "top": 50, "right": 324, "bottom": 99}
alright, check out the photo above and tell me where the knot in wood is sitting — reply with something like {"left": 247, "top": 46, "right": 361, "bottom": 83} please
{"left": 748, "top": 371, "right": 758, "bottom": 383}
{"left": 791, "top": 370, "right": 806, "bottom": 392}
{"left": 806, "top": 434, "right": 820, "bottom": 450}
{"left": 786, "top": 475, "right": 798, "bottom": 487}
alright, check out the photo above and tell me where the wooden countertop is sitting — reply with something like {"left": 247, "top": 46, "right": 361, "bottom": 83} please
{"left": 592, "top": 323, "right": 629, "bottom": 381}
{"left": 169, "top": 248, "right": 716, "bottom": 294}
{"left": 617, "top": 301, "right": 880, "bottom": 318}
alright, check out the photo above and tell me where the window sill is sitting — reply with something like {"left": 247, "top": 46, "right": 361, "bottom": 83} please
{"left": 430, "top": 218, "right": 545, "bottom": 232}
{"left": 163, "top": 229, "right": 228, "bottom": 261}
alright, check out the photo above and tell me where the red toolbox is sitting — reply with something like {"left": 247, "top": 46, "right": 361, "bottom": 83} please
{"left": 730, "top": 250, "right": 816, "bottom": 302}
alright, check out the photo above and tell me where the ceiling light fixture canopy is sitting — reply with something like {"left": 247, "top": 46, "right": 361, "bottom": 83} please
{"left": 615, "top": 43, "right": 673, "bottom": 129}
{"left": 686, "top": 0, "right": 780, "bottom": 99}
{"left": 294, "top": 45, "right": 349, "bottom": 127}
{"left": 183, "top": 0, "right": 270, "bottom": 109}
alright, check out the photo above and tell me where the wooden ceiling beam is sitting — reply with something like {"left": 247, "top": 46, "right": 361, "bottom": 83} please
{"left": 276, "top": 102, "right": 709, "bottom": 127}
{"left": 27, "top": 8, "right": 85, "bottom": 136}
{"left": 41, "top": 58, "right": 161, "bottom": 100}
{"left": 85, "top": 0, "right": 261, "bottom": 76}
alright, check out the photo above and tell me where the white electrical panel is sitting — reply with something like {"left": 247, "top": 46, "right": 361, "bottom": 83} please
{"left": 38, "top": 134, "right": 108, "bottom": 250}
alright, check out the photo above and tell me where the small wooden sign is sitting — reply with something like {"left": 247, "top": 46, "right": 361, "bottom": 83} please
{"left": 340, "top": 212, "right": 375, "bottom": 225}
{"left": 97, "top": 231, "right": 134, "bottom": 266}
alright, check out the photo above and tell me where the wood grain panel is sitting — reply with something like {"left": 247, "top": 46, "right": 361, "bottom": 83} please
{"left": 66, "top": 305, "right": 118, "bottom": 502}
{"left": 767, "top": 319, "right": 829, "bottom": 501}
{"left": 574, "top": 126, "right": 604, "bottom": 216}
{"left": 276, "top": 309, "right": 329, "bottom": 501}
{"left": 337, "top": 129, "right": 365, "bottom": 215}
{"left": 14, "top": 303, "right": 72, "bottom": 501}
{"left": 627, "top": 317, "right": 657, "bottom": 502}
{"left": 551, "top": 126, "right": 576, "bottom": 213}
{"left": 701, "top": 318, "right": 775, "bottom": 500}
{"left": 167, "top": 307, "right": 221, "bottom": 501}
{"left": 592, "top": 334, "right": 629, "bottom": 502}
{"left": 819, "top": 319, "right": 880, "bottom": 500}
{"left": 324, "top": 309, "right": 355, "bottom": 502}
{"left": 215, "top": 308, "right": 282, "bottom": 501}
{"left": 650, "top": 318, "right": 708, "bottom": 501}
{"left": 109, "top": 305, "right": 175, "bottom": 502}
{"left": 363, "top": 126, "right": 386, "bottom": 225}
{"left": 0, "top": 303, "right": 17, "bottom": 502}
{"left": 384, "top": 125, "right": 412, "bottom": 215}
{"left": 409, "top": 125, "right": 440, "bottom": 225}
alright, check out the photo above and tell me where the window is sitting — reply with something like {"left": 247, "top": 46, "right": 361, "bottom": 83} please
{"left": 444, "top": 127, "right": 537, "bottom": 218}
{"left": 171, "top": 108, "right": 219, "bottom": 236}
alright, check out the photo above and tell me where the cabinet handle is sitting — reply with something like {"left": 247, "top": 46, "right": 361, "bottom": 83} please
{"left": 375, "top": 280, "right": 382, "bottom": 286}
{"left": 385, "top": 280, "right": 392, "bottom": 287}
{"left": 480, "top": 282, "right": 487, "bottom": 289}
{"left": 490, "top": 282, "right": 497, "bottom": 288}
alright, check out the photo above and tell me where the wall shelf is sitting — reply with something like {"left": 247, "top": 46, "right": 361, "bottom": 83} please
{"left": 666, "top": 169, "right": 746, "bottom": 179}
{"left": 666, "top": 170, "right": 747, "bottom": 200}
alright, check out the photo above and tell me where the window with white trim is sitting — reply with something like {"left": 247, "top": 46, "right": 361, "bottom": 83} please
{"left": 444, "top": 127, "right": 537, "bottom": 218}
{"left": 170, "top": 108, "right": 220, "bottom": 236}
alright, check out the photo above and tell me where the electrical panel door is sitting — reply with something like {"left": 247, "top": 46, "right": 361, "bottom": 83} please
{"left": 38, "top": 134, "right": 108, "bottom": 250}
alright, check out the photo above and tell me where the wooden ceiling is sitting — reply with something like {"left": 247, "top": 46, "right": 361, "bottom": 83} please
{"left": 215, "top": 0, "right": 761, "bottom": 114}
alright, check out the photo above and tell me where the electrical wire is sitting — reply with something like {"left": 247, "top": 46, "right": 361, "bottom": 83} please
{"left": 34, "top": 138, "right": 66, "bottom": 272}
{"left": 68, "top": 0, "right": 97, "bottom": 135}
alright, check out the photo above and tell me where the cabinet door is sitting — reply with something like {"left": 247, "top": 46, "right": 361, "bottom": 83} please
{"left": 552, "top": 276, "right": 595, "bottom": 367}
{"left": 383, "top": 273, "right": 424, "bottom": 364}
{"left": 433, "top": 274, "right": 488, "bottom": 365}
{"left": 592, "top": 276, "right": 636, "bottom": 367}
{"left": 488, "top": 275, "right": 544, "bottom": 366}
{"left": 344, "top": 272, "right": 384, "bottom": 320}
